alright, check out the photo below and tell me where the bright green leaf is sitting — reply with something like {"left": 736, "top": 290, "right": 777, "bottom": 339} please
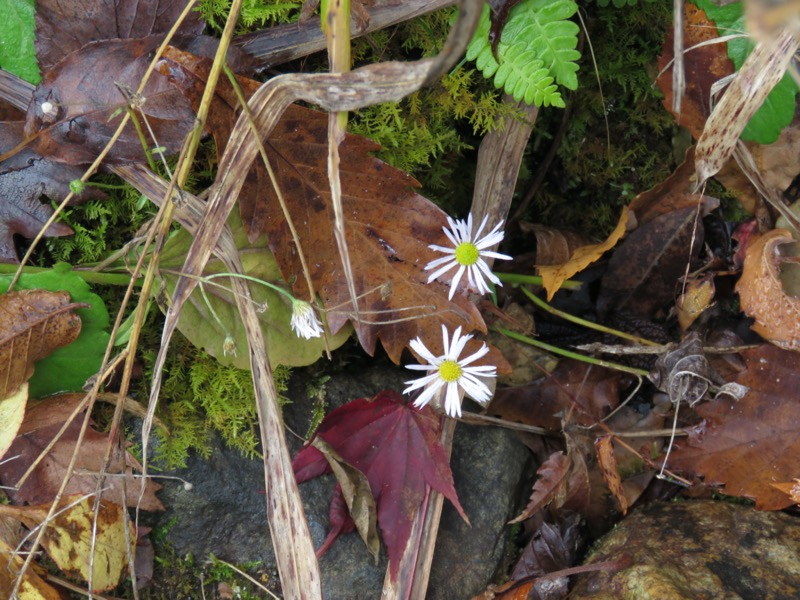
{"left": 0, "top": 0, "right": 40, "bottom": 84}
{"left": 0, "top": 264, "right": 110, "bottom": 398}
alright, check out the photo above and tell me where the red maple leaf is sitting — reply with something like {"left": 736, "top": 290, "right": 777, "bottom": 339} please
{"left": 292, "top": 390, "right": 467, "bottom": 579}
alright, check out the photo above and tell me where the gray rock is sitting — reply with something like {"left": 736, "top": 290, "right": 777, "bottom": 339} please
{"left": 156, "top": 363, "right": 530, "bottom": 598}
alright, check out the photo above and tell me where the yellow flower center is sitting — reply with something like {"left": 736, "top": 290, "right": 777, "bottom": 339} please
{"left": 438, "top": 359, "right": 462, "bottom": 383}
{"left": 454, "top": 241, "right": 479, "bottom": 266}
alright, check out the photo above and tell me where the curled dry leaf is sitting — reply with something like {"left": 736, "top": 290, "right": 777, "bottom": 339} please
{"left": 676, "top": 273, "right": 715, "bottom": 331}
{"left": 595, "top": 437, "right": 627, "bottom": 516}
{"left": 0, "top": 289, "right": 85, "bottom": 399}
{"left": 736, "top": 229, "right": 800, "bottom": 349}
{"left": 537, "top": 207, "right": 632, "bottom": 301}
{"left": 0, "top": 494, "right": 134, "bottom": 592}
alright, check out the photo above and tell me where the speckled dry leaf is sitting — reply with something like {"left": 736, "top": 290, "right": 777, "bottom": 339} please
{"left": 0, "top": 290, "right": 84, "bottom": 399}
{"left": 1, "top": 495, "right": 134, "bottom": 592}
{"left": 0, "top": 383, "right": 27, "bottom": 462}
{"left": 0, "top": 535, "right": 62, "bottom": 600}
{"left": 695, "top": 30, "right": 799, "bottom": 186}
{"left": 538, "top": 208, "right": 632, "bottom": 301}
{"left": 736, "top": 229, "right": 800, "bottom": 349}
{"left": 595, "top": 437, "right": 628, "bottom": 516}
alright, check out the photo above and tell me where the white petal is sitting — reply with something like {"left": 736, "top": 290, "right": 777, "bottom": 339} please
{"left": 427, "top": 245, "right": 456, "bottom": 255}
{"left": 475, "top": 235, "right": 504, "bottom": 253}
{"left": 410, "top": 338, "right": 440, "bottom": 365}
{"left": 475, "top": 259, "right": 502, "bottom": 286}
{"left": 463, "top": 364, "right": 497, "bottom": 375}
{"left": 459, "top": 343, "right": 490, "bottom": 366}
{"left": 447, "top": 265, "right": 466, "bottom": 299}
{"left": 459, "top": 374, "right": 492, "bottom": 402}
{"left": 444, "top": 382, "right": 462, "bottom": 417}
{"left": 441, "top": 323, "right": 451, "bottom": 355}
{"left": 469, "top": 264, "right": 491, "bottom": 294}
{"left": 412, "top": 379, "right": 445, "bottom": 409}
{"left": 473, "top": 214, "right": 490, "bottom": 241}
{"left": 425, "top": 254, "right": 457, "bottom": 271}
{"left": 479, "top": 250, "right": 513, "bottom": 261}
{"left": 449, "top": 329, "right": 472, "bottom": 360}
{"left": 426, "top": 259, "right": 459, "bottom": 283}
{"left": 405, "top": 364, "right": 438, "bottom": 371}
{"left": 404, "top": 372, "right": 441, "bottom": 393}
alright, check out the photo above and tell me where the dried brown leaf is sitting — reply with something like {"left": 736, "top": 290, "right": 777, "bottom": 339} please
{"left": 669, "top": 345, "right": 800, "bottom": 509}
{"left": 509, "top": 451, "right": 570, "bottom": 524}
{"left": 0, "top": 290, "right": 84, "bottom": 398}
{"left": 736, "top": 229, "right": 800, "bottom": 349}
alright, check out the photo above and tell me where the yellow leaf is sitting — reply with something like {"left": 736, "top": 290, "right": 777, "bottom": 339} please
{"left": 0, "top": 383, "right": 27, "bottom": 461}
{"left": 538, "top": 207, "right": 632, "bottom": 301}
{"left": 39, "top": 495, "right": 134, "bottom": 592}
{"left": 0, "top": 536, "right": 62, "bottom": 600}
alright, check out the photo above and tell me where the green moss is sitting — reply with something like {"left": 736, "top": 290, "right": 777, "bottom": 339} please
{"left": 519, "top": 0, "right": 674, "bottom": 236}
{"left": 196, "top": 0, "right": 303, "bottom": 33}
{"left": 143, "top": 333, "right": 292, "bottom": 469}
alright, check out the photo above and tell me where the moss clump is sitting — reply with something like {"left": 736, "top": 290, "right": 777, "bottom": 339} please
{"left": 142, "top": 333, "right": 292, "bottom": 469}
{"left": 519, "top": 0, "right": 674, "bottom": 237}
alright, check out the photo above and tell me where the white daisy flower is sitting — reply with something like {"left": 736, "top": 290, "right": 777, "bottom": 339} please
{"left": 290, "top": 300, "right": 323, "bottom": 339}
{"left": 403, "top": 324, "right": 497, "bottom": 418}
{"left": 425, "top": 213, "right": 512, "bottom": 300}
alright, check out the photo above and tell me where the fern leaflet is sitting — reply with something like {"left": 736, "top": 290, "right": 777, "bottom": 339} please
{"left": 466, "top": 0, "right": 581, "bottom": 108}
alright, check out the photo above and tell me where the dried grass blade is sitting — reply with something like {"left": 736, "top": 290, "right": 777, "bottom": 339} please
{"left": 695, "top": 29, "right": 799, "bottom": 187}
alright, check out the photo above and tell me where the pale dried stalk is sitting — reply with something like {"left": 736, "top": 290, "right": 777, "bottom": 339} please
{"left": 141, "top": 2, "right": 481, "bottom": 597}
{"left": 695, "top": 28, "right": 799, "bottom": 187}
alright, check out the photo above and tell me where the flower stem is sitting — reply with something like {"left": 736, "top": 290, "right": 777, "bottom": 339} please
{"left": 519, "top": 286, "right": 660, "bottom": 347}
{"left": 493, "top": 326, "right": 649, "bottom": 377}
{"left": 494, "top": 272, "right": 582, "bottom": 290}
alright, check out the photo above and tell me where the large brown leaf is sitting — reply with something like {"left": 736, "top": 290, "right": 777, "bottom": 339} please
{"left": 668, "top": 345, "right": 800, "bottom": 510}
{"left": 0, "top": 289, "right": 84, "bottom": 398}
{"left": 34, "top": 0, "right": 205, "bottom": 73}
{"left": 0, "top": 393, "right": 163, "bottom": 511}
{"left": 597, "top": 206, "right": 704, "bottom": 318}
{"left": 159, "top": 48, "right": 504, "bottom": 366}
{"left": 25, "top": 36, "right": 196, "bottom": 164}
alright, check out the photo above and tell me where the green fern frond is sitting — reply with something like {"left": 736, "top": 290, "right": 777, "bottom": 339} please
{"left": 466, "top": 0, "right": 580, "bottom": 108}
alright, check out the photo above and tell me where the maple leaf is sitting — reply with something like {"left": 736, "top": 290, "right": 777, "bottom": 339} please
{"left": 292, "top": 390, "right": 467, "bottom": 579}
{"left": 157, "top": 47, "right": 510, "bottom": 370}
{"left": 668, "top": 345, "right": 800, "bottom": 510}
